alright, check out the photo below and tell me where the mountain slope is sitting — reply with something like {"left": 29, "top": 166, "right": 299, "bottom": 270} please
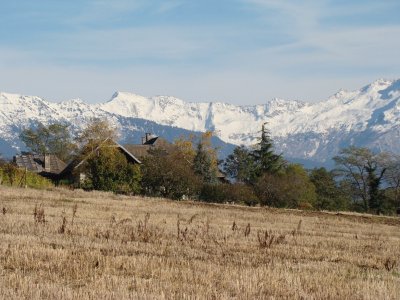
{"left": 1, "top": 78, "right": 399, "bottom": 166}
{"left": 0, "top": 92, "right": 235, "bottom": 159}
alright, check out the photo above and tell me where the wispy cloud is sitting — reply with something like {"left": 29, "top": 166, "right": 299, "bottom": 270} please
{"left": 0, "top": 1, "right": 399, "bottom": 104}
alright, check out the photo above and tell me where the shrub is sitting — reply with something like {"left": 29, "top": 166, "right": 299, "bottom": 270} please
{"left": 199, "top": 183, "right": 259, "bottom": 205}
{"left": 199, "top": 184, "right": 227, "bottom": 203}
{"left": 141, "top": 149, "right": 201, "bottom": 200}
{"left": 83, "top": 146, "right": 141, "bottom": 194}
{"left": 254, "top": 164, "right": 316, "bottom": 209}
{"left": 0, "top": 164, "right": 53, "bottom": 189}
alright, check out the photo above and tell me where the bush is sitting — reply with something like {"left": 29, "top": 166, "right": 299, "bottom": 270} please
{"left": 199, "top": 183, "right": 259, "bottom": 205}
{"left": 309, "top": 168, "right": 351, "bottom": 211}
{"left": 199, "top": 184, "right": 227, "bottom": 203}
{"left": 0, "top": 164, "right": 53, "bottom": 189}
{"left": 254, "top": 164, "right": 316, "bottom": 209}
{"left": 82, "top": 147, "right": 141, "bottom": 194}
{"left": 141, "top": 149, "right": 202, "bottom": 200}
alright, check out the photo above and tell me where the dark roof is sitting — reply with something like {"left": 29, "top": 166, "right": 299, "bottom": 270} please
{"left": 124, "top": 138, "right": 175, "bottom": 159}
{"left": 123, "top": 144, "right": 153, "bottom": 159}
{"left": 143, "top": 136, "right": 159, "bottom": 145}
{"left": 216, "top": 169, "right": 226, "bottom": 178}
{"left": 116, "top": 143, "right": 142, "bottom": 164}
{"left": 14, "top": 154, "right": 66, "bottom": 175}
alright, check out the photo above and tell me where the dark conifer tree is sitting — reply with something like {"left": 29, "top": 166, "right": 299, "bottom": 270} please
{"left": 252, "top": 123, "right": 284, "bottom": 176}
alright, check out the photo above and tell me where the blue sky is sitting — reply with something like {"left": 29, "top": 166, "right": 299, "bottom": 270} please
{"left": 0, "top": 0, "right": 399, "bottom": 104}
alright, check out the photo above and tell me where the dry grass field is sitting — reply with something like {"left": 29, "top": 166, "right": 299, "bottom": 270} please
{"left": 0, "top": 186, "right": 399, "bottom": 299}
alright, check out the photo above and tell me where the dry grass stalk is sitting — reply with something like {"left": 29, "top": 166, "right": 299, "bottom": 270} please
{"left": 244, "top": 222, "right": 251, "bottom": 237}
{"left": 384, "top": 257, "right": 397, "bottom": 272}
{"left": 0, "top": 186, "right": 399, "bottom": 299}
{"left": 58, "top": 215, "right": 67, "bottom": 234}
{"left": 257, "top": 229, "right": 286, "bottom": 249}
{"left": 33, "top": 203, "right": 45, "bottom": 224}
{"left": 231, "top": 220, "right": 237, "bottom": 231}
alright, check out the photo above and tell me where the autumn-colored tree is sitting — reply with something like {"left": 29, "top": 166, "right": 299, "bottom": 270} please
{"left": 174, "top": 134, "right": 196, "bottom": 162}
{"left": 75, "top": 118, "right": 119, "bottom": 156}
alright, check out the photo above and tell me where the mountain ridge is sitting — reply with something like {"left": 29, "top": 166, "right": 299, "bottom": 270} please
{"left": 1, "top": 78, "right": 399, "bottom": 166}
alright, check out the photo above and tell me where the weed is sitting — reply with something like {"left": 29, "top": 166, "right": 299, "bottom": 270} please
{"left": 58, "top": 215, "right": 67, "bottom": 234}
{"left": 177, "top": 214, "right": 181, "bottom": 239}
{"left": 257, "top": 229, "right": 286, "bottom": 249}
{"left": 33, "top": 204, "right": 45, "bottom": 224}
{"left": 232, "top": 220, "right": 237, "bottom": 231}
{"left": 291, "top": 219, "right": 303, "bottom": 236}
{"left": 71, "top": 203, "right": 78, "bottom": 226}
{"left": 384, "top": 257, "right": 397, "bottom": 272}
{"left": 244, "top": 223, "right": 251, "bottom": 237}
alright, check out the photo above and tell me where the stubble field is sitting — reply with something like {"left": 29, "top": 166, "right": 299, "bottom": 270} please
{"left": 0, "top": 186, "right": 399, "bottom": 299}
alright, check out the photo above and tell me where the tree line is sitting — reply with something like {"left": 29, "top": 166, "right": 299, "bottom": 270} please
{"left": 3, "top": 119, "right": 400, "bottom": 215}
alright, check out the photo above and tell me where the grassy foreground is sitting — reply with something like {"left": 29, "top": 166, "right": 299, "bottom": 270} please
{"left": 0, "top": 187, "right": 399, "bottom": 299}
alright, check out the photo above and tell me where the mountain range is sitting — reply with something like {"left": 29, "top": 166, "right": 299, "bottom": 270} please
{"left": 1, "top": 78, "right": 399, "bottom": 167}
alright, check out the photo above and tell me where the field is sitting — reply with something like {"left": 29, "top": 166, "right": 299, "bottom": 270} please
{"left": 0, "top": 186, "right": 399, "bottom": 299}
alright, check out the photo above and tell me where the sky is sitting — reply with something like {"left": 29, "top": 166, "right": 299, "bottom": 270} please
{"left": 0, "top": 0, "right": 399, "bottom": 105}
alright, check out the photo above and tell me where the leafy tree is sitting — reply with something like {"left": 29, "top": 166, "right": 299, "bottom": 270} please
{"left": 174, "top": 134, "right": 196, "bottom": 162}
{"left": 252, "top": 123, "right": 284, "bottom": 177}
{"left": 255, "top": 164, "right": 316, "bottom": 209}
{"left": 20, "top": 122, "right": 76, "bottom": 161}
{"left": 333, "top": 146, "right": 387, "bottom": 213}
{"left": 76, "top": 118, "right": 119, "bottom": 154}
{"left": 384, "top": 154, "right": 400, "bottom": 208}
{"left": 193, "top": 132, "right": 219, "bottom": 184}
{"left": 309, "top": 167, "right": 350, "bottom": 211}
{"left": 194, "top": 142, "right": 218, "bottom": 184}
{"left": 83, "top": 145, "right": 141, "bottom": 194}
{"left": 141, "top": 148, "right": 202, "bottom": 200}
{"left": 223, "top": 145, "right": 256, "bottom": 183}
{"left": 1, "top": 163, "right": 18, "bottom": 186}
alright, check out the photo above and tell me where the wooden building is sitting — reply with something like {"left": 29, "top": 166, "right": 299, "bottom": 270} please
{"left": 13, "top": 153, "right": 66, "bottom": 180}
{"left": 59, "top": 138, "right": 141, "bottom": 185}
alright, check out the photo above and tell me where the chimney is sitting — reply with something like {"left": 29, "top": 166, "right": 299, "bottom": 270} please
{"left": 44, "top": 154, "right": 51, "bottom": 172}
{"left": 141, "top": 136, "right": 146, "bottom": 145}
{"left": 145, "top": 133, "right": 152, "bottom": 142}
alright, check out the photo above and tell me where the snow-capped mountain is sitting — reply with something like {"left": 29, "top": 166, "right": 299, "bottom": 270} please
{"left": 1, "top": 78, "right": 399, "bottom": 166}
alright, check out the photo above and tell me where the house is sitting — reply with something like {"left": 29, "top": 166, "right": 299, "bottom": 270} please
{"left": 125, "top": 133, "right": 228, "bottom": 183}
{"left": 123, "top": 133, "right": 175, "bottom": 160}
{"left": 59, "top": 138, "right": 141, "bottom": 185}
{"left": 60, "top": 132, "right": 227, "bottom": 186}
{"left": 13, "top": 153, "right": 66, "bottom": 180}
{"left": 216, "top": 169, "right": 228, "bottom": 183}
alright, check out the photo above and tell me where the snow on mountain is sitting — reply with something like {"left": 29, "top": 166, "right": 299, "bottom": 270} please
{"left": 101, "top": 79, "right": 399, "bottom": 140}
{"left": 0, "top": 78, "right": 399, "bottom": 166}
{"left": 100, "top": 93, "right": 305, "bottom": 145}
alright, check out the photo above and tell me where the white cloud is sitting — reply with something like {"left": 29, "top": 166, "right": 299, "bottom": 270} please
{"left": 0, "top": 1, "right": 398, "bottom": 105}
